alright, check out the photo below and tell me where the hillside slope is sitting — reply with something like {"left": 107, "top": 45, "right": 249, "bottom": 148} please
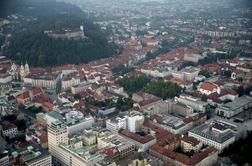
{"left": 2, "top": 0, "right": 120, "bottom": 67}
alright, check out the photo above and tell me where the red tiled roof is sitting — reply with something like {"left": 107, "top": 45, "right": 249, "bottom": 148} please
{"left": 2, "top": 121, "right": 17, "bottom": 130}
{"left": 34, "top": 94, "right": 51, "bottom": 104}
{"left": 163, "top": 134, "right": 181, "bottom": 146}
{"left": 181, "top": 136, "right": 200, "bottom": 146}
{"left": 208, "top": 88, "right": 238, "bottom": 103}
{"left": 201, "top": 64, "right": 221, "bottom": 73}
{"left": 139, "top": 97, "right": 161, "bottom": 107}
{"left": 73, "top": 100, "right": 86, "bottom": 113}
{"left": 103, "top": 147, "right": 119, "bottom": 157}
{"left": 150, "top": 144, "right": 218, "bottom": 165}
{"left": 168, "top": 77, "right": 188, "bottom": 85}
{"left": 0, "top": 63, "right": 11, "bottom": 70}
{"left": 17, "top": 91, "right": 30, "bottom": 100}
{"left": 183, "top": 117, "right": 194, "bottom": 124}
{"left": 200, "top": 82, "right": 217, "bottom": 91}
{"left": 119, "top": 129, "right": 155, "bottom": 144}
{"left": 18, "top": 141, "right": 33, "bottom": 148}
{"left": 143, "top": 122, "right": 170, "bottom": 142}
{"left": 32, "top": 87, "right": 43, "bottom": 96}
{"left": 63, "top": 77, "right": 72, "bottom": 81}
{"left": 38, "top": 134, "right": 48, "bottom": 143}
{"left": 150, "top": 144, "right": 166, "bottom": 154}
{"left": 42, "top": 102, "right": 54, "bottom": 112}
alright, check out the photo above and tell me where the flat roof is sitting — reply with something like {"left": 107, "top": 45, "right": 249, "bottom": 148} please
{"left": 12, "top": 145, "right": 51, "bottom": 164}
{"left": 219, "top": 95, "right": 252, "bottom": 111}
{"left": 153, "top": 113, "right": 186, "bottom": 129}
{"left": 189, "top": 123, "right": 235, "bottom": 143}
{"left": 46, "top": 108, "right": 93, "bottom": 127}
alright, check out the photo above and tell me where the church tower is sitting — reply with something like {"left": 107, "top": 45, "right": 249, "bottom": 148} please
{"left": 10, "top": 63, "right": 18, "bottom": 79}
{"left": 80, "top": 24, "right": 85, "bottom": 37}
{"left": 19, "top": 64, "right": 25, "bottom": 81}
{"left": 24, "top": 61, "right": 30, "bottom": 76}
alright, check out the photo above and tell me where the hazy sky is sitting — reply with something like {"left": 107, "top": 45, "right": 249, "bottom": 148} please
{"left": 0, "top": 0, "right": 251, "bottom": 16}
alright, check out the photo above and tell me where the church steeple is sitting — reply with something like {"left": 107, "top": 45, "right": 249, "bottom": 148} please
{"left": 25, "top": 61, "right": 30, "bottom": 75}
{"left": 19, "top": 61, "right": 30, "bottom": 81}
{"left": 20, "top": 63, "right": 25, "bottom": 80}
{"left": 10, "top": 62, "right": 18, "bottom": 79}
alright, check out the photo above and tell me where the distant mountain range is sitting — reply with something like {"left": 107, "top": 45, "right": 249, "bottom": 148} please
{"left": 1, "top": 0, "right": 120, "bottom": 67}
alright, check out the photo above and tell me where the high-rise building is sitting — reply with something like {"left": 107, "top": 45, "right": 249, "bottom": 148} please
{"left": 106, "top": 116, "right": 127, "bottom": 132}
{"left": 127, "top": 111, "right": 144, "bottom": 133}
{"left": 105, "top": 111, "right": 144, "bottom": 133}
{"left": 45, "top": 108, "right": 94, "bottom": 135}
{"left": 47, "top": 122, "right": 68, "bottom": 166}
{"left": 48, "top": 121, "right": 135, "bottom": 166}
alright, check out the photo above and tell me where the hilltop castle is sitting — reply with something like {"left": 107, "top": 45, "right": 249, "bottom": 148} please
{"left": 44, "top": 25, "right": 85, "bottom": 40}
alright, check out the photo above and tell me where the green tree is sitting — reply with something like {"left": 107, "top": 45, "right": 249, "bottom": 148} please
{"left": 29, "top": 107, "right": 42, "bottom": 113}
{"left": 145, "top": 80, "right": 182, "bottom": 99}
{"left": 117, "top": 75, "right": 150, "bottom": 94}
{"left": 193, "top": 82, "right": 199, "bottom": 90}
{"left": 236, "top": 86, "right": 244, "bottom": 97}
{"left": 2, "top": 115, "right": 17, "bottom": 121}
{"left": 180, "top": 61, "right": 196, "bottom": 69}
{"left": 221, "top": 131, "right": 252, "bottom": 166}
{"left": 3, "top": 0, "right": 119, "bottom": 67}
{"left": 199, "top": 70, "right": 210, "bottom": 78}
{"left": 112, "top": 64, "right": 133, "bottom": 76}
{"left": 146, "top": 52, "right": 157, "bottom": 60}
{"left": 245, "top": 85, "right": 252, "bottom": 95}
{"left": 17, "top": 72, "right": 21, "bottom": 81}
{"left": 221, "top": 70, "right": 232, "bottom": 78}
{"left": 0, "top": 35, "right": 5, "bottom": 47}
{"left": 116, "top": 98, "right": 134, "bottom": 111}
{"left": 201, "top": 94, "right": 208, "bottom": 102}
{"left": 14, "top": 119, "right": 27, "bottom": 131}
{"left": 237, "top": 77, "right": 243, "bottom": 83}
{"left": 74, "top": 94, "right": 81, "bottom": 100}
{"left": 94, "top": 99, "right": 114, "bottom": 108}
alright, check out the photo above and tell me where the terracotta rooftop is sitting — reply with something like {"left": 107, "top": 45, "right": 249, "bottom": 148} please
{"left": 63, "top": 77, "right": 73, "bottom": 81}
{"left": 38, "top": 134, "right": 48, "bottom": 143}
{"left": 200, "top": 82, "right": 218, "bottom": 91}
{"left": 143, "top": 122, "right": 170, "bottom": 141}
{"left": 201, "top": 64, "right": 221, "bottom": 73}
{"left": 32, "top": 87, "right": 43, "bottom": 96}
{"left": 168, "top": 77, "right": 188, "bottom": 85}
{"left": 150, "top": 144, "right": 217, "bottom": 165}
{"left": 208, "top": 88, "right": 238, "bottom": 103}
{"left": 2, "top": 121, "right": 17, "bottom": 130}
{"left": 103, "top": 147, "right": 119, "bottom": 157}
{"left": 17, "top": 91, "right": 30, "bottom": 100}
{"left": 138, "top": 97, "right": 161, "bottom": 107}
{"left": 42, "top": 102, "right": 54, "bottom": 112}
{"left": 17, "top": 141, "right": 33, "bottom": 148}
{"left": 119, "top": 129, "right": 155, "bottom": 144}
{"left": 181, "top": 136, "right": 200, "bottom": 147}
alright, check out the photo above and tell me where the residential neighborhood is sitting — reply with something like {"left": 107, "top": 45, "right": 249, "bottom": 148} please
{"left": 0, "top": 0, "right": 252, "bottom": 166}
